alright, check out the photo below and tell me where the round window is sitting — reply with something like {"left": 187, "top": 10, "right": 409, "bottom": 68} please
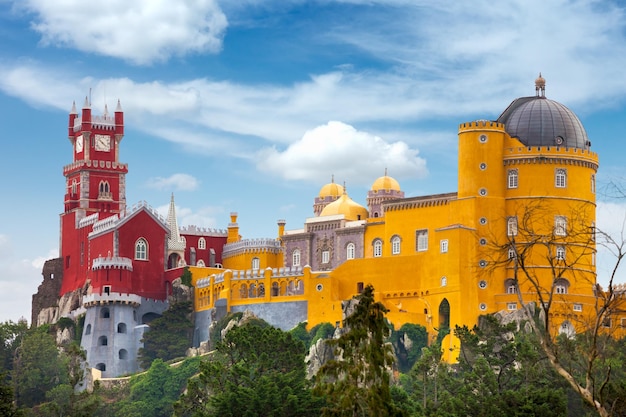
{"left": 479, "top": 134, "right": 488, "bottom": 143}
{"left": 479, "top": 280, "right": 487, "bottom": 289}
{"left": 479, "top": 303, "right": 487, "bottom": 311}
{"left": 479, "top": 259, "right": 487, "bottom": 268}
{"left": 479, "top": 217, "right": 487, "bottom": 225}
{"left": 316, "top": 284, "right": 323, "bottom": 292}
{"left": 479, "top": 163, "right": 487, "bottom": 170}
{"left": 479, "top": 188, "right": 487, "bottom": 196}
{"left": 479, "top": 238, "right": 487, "bottom": 246}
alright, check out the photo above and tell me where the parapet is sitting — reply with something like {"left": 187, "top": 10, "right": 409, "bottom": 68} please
{"left": 458, "top": 120, "right": 506, "bottom": 132}
{"left": 92, "top": 256, "right": 133, "bottom": 271}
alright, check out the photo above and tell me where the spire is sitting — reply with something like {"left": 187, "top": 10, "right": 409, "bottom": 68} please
{"left": 83, "top": 96, "right": 90, "bottom": 109}
{"left": 103, "top": 104, "right": 109, "bottom": 117}
{"left": 115, "top": 99, "right": 122, "bottom": 112}
{"left": 535, "top": 72, "right": 546, "bottom": 97}
{"left": 70, "top": 101, "right": 77, "bottom": 115}
{"left": 166, "top": 194, "right": 185, "bottom": 251}
{"left": 384, "top": 167, "right": 388, "bottom": 176}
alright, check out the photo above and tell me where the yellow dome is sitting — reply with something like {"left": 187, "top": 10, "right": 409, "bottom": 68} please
{"left": 371, "top": 175, "right": 401, "bottom": 192}
{"left": 320, "top": 193, "right": 368, "bottom": 221}
{"left": 318, "top": 181, "right": 344, "bottom": 199}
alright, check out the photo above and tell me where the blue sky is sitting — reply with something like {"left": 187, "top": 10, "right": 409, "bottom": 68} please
{"left": 1, "top": 0, "right": 626, "bottom": 323}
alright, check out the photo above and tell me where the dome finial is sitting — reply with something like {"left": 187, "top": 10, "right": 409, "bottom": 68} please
{"left": 535, "top": 72, "right": 546, "bottom": 97}
{"left": 343, "top": 181, "right": 347, "bottom": 195}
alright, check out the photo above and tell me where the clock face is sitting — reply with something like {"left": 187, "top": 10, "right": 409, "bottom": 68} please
{"left": 95, "top": 134, "right": 111, "bottom": 151}
{"left": 75, "top": 135, "right": 83, "bottom": 153}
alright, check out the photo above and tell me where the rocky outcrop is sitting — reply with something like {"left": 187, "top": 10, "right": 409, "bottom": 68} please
{"left": 168, "top": 278, "right": 193, "bottom": 305}
{"left": 305, "top": 336, "right": 336, "bottom": 379}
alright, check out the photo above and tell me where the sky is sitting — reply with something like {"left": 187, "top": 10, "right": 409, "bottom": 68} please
{"left": 1, "top": 0, "right": 626, "bottom": 324}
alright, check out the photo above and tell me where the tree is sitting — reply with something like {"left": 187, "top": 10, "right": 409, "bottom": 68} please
{"left": 483, "top": 200, "right": 625, "bottom": 416}
{"left": 314, "top": 285, "right": 402, "bottom": 417}
{"left": 175, "top": 319, "right": 322, "bottom": 417}
{"left": 0, "top": 371, "right": 22, "bottom": 417}
{"left": 13, "top": 326, "right": 68, "bottom": 408}
{"left": 139, "top": 301, "right": 194, "bottom": 368}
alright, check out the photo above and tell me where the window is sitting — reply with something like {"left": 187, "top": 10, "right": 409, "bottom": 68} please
{"left": 98, "top": 336, "right": 108, "bottom": 346}
{"left": 555, "top": 168, "right": 567, "bottom": 188}
{"left": 96, "top": 363, "right": 106, "bottom": 372}
{"left": 555, "top": 216, "right": 567, "bottom": 236}
{"left": 322, "top": 250, "right": 330, "bottom": 264}
{"left": 602, "top": 318, "right": 612, "bottom": 328}
{"left": 416, "top": 230, "right": 428, "bottom": 252}
{"left": 135, "top": 238, "right": 148, "bottom": 260}
{"left": 573, "top": 303, "right": 582, "bottom": 312}
{"left": 441, "top": 276, "right": 447, "bottom": 287}
{"left": 117, "top": 323, "right": 127, "bottom": 333}
{"left": 85, "top": 324, "right": 91, "bottom": 335}
{"left": 591, "top": 222, "right": 596, "bottom": 242}
{"left": 507, "top": 303, "right": 517, "bottom": 311}
{"left": 198, "top": 237, "right": 206, "bottom": 250}
{"left": 292, "top": 249, "right": 301, "bottom": 266}
{"left": 478, "top": 280, "right": 487, "bottom": 289}
{"left": 505, "top": 279, "right": 517, "bottom": 294}
{"left": 391, "top": 236, "right": 401, "bottom": 255}
{"left": 251, "top": 257, "right": 260, "bottom": 270}
{"left": 440, "top": 239, "right": 448, "bottom": 253}
{"left": 507, "top": 217, "right": 518, "bottom": 237}
{"left": 591, "top": 174, "right": 596, "bottom": 193}
{"left": 555, "top": 278, "right": 569, "bottom": 294}
{"left": 507, "top": 169, "right": 518, "bottom": 189}
{"left": 197, "top": 259, "right": 206, "bottom": 267}
{"left": 621, "top": 318, "right": 626, "bottom": 328}
{"left": 100, "top": 308, "right": 110, "bottom": 318}
{"left": 346, "top": 243, "right": 355, "bottom": 260}
{"left": 373, "top": 239, "right": 382, "bottom": 257}
{"left": 508, "top": 246, "right": 516, "bottom": 260}
{"left": 556, "top": 246, "right": 566, "bottom": 261}
{"left": 119, "top": 349, "right": 128, "bottom": 360}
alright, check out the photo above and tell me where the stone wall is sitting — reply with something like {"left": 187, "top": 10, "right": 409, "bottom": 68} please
{"left": 31, "top": 258, "right": 63, "bottom": 325}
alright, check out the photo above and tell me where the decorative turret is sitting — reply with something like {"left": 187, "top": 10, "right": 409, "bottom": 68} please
{"left": 314, "top": 175, "right": 344, "bottom": 216}
{"left": 367, "top": 169, "right": 404, "bottom": 218}
{"left": 227, "top": 212, "right": 240, "bottom": 243}
{"left": 167, "top": 194, "right": 186, "bottom": 252}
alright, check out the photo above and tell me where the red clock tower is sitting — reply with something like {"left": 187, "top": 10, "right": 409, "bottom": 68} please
{"left": 60, "top": 98, "right": 128, "bottom": 294}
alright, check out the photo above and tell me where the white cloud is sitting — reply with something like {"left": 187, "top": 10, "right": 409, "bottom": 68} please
{"left": 257, "top": 121, "right": 427, "bottom": 185}
{"left": 146, "top": 173, "right": 200, "bottom": 191}
{"left": 18, "top": 0, "right": 227, "bottom": 64}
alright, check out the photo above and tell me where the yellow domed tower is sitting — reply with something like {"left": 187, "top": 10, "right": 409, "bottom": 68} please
{"left": 320, "top": 188, "right": 369, "bottom": 221}
{"left": 367, "top": 169, "right": 405, "bottom": 218}
{"left": 459, "top": 74, "right": 598, "bottom": 333}
{"left": 314, "top": 176, "right": 344, "bottom": 216}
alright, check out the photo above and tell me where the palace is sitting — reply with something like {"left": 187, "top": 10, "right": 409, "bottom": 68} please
{"left": 36, "top": 75, "right": 626, "bottom": 377}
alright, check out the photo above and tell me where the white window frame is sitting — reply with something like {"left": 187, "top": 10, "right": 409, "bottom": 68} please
{"left": 252, "top": 257, "right": 260, "bottom": 270}
{"left": 322, "top": 250, "right": 330, "bottom": 264}
{"left": 555, "top": 216, "right": 567, "bottom": 236}
{"left": 507, "top": 303, "right": 517, "bottom": 311}
{"left": 573, "top": 303, "right": 582, "bottom": 312}
{"left": 508, "top": 247, "right": 516, "bottom": 260}
{"left": 346, "top": 243, "right": 355, "bottom": 260}
{"left": 416, "top": 230, "right": 428, "bottom": 252}
{"left": 135, "top": 238, "right": 148, "bottom": 260}
{"left": 591, "top": 174, "right": 596, "bottom": 194}
{"left": 555, "top": 168, "right": 567, "bottom": 188}
{"left": 507, "top": 169, "right": 518, "bottom": 189}
{"left": 556, "top": 246, "right": 566, "bottom": 261}
{"left": 440, "top": 239, "right": 448, "bottom": 253}
{"left": 391, "top": 236, "right": 401, "bottom": 255}
{"left": 507, "top": 216, "right": 518, "bottom": 237}
{"left": 198, "top": 237, "right": 206, "bottom": 250}
{"left": 373, "top": 240, "right": 382, "bottom": 257}
{"left": 292, "top": 249, "right": 301, "bottom": 267}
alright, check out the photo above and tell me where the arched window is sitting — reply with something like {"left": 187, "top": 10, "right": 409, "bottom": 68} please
{"left": 555, "top": 168, "right": 567, "bottom": 188}
{"left": 117, "top": 323, "right": 127, "bottom": 333}
{"left": 240, "top": 284, "right": 248, "bottom": 299}
{"left": 346, "top": 243, "right": 355, "bottom": 260}
{"left": 98, "top": 336, "right": 108, "bottom": 346}
{"left": 555, "top": 216, "right": 567, "bottom": 236}
{"left": 271, "top": 282, "right": 279, "bottom": 297}
{"left": 71, "top": 179, "right": 77, "bottom": 195}
{"left": 119, "top": 349, "right": 128, "bottom": 360}
{"left": 504, "top": 278, "right": 517, "bottom": 294}
{"left": 507, "top": 169, "right": 518, "bottom": 189}
{"left": 507, "top": 217, "right": 518, "bottom": 236}
{"left": 258, "top": 284, "right": 265, "bottom": 297}
{"left": 441, "top": 276, "right": 447, "bottom": 287}
{"left": 100, "top": 308, "right": 110, "bottom": 319}
{"left": 508, "top": 246, "right": 517, "bottom": 260}
{"left": 198, "top": 237, "right": 206, "bottom": 250}
{"left": 135, "top": 238, "right": 148, "bottom": 260}
{"left": 391, "top": 236, "right": 401, "bottom": 255}
{"left": 85, "top": 324, "right": 91, "bottom": 335}
{"left": 96, "top": 363, "right": 106, "bottom": 372}
{"left": 556, "top": 246, "right": 566, "bottom": 261}
{"left": 555, "top": 278, "right": 570, "bottom": 294}
{"left": 197, "top": 259, "right": 206, "bottom": 267}
{"left": 373, "top": 239, "right": 382, "bottom": 257}
{"left": 252, "top": 257, "right": 260, "bottom": 270}
{"left": 292, "top": 249, "right": 301, "bottom": 267}
{"left": 559, "top": 320, "right": 575, "bottom": 338}
{"left": 439, "top": 299, "right": 450, "bottom": 329}
{"left": 249, "top": 283, "right": 257, "bottom": 298}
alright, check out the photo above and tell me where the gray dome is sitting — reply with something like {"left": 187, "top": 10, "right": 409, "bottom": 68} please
{"left": 497, "top": 96, "right": 590, "bottom": 150}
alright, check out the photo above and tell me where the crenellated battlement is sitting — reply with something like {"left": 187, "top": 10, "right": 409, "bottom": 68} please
{"left": 89, "top": 200, "right": 167, "bottom": 237}
{"left": 195, "top": 265, "right": 307, "bottom": 289}
{"left": 73, "top": 115, "right": 116, "bottom": 131}
{"left": 78, "top": 213, "right": 99, "bottom": 229}
{"left": 180, "top": 225, "right": 227, "bottom": 236}
{"left": 92, "top": 256, "right": 133, "bottom": 271}
{"left": 458, "top": 120, "right": 506, "bottom": 132}
{"left": 63, "top": 159, "right": 128, "bottom": 174}
{"left": 504, "top": 145, "right": 598, "bottom": 159}
{"left": 82, "top": 292, "right": 142, "bottom": 307}
{"left": 222, "top": 238, "right": 283, "bottom": 258}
